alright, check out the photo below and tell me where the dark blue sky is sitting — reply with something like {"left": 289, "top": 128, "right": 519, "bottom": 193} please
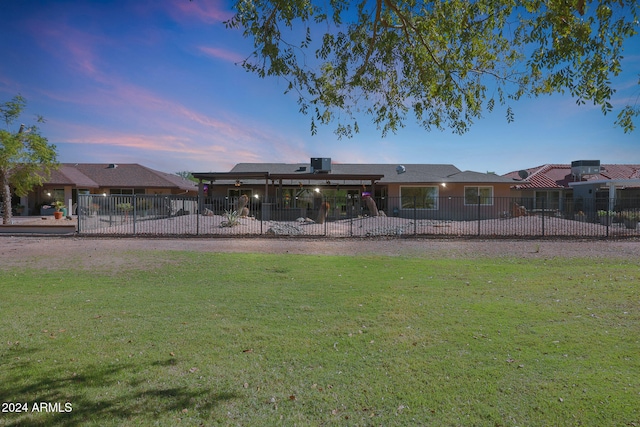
{"left": 1, "top": 0, "right": 639, "bottom": 174}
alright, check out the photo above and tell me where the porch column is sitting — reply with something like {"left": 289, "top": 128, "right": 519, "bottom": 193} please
{"left": 608, "top": 182, "right": 615, "bottom": 212}
{"left": 198, "top": 179, "right": 204, "bottom": 214}
{"left": 264, "top": 177, "right": 269, "bottom": 203}
{"left": 64, "top": 186, "right": 73, "bottom": 215}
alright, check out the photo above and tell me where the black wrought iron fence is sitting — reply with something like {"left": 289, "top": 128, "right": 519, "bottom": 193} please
{"left": 77, "top": 194, "right": 640, "bottom": 238}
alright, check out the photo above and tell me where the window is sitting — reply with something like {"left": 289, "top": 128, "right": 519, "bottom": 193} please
{"left": 49, "top": 189, "right": 65, "bottom": 201}
{"left": 400, "top": 186, "right": 439, "bottom": 209}
{"left": 109, "top": 188, "right": 145, "bottom": 195}
{"left": 464, "top": 186, "right": 493, "bottom": 205}
{"left": 228, "top": 189, "right": 253, "bottom": 199}
{"left": 534, "top": 191, "right": 560, "bottom": 210}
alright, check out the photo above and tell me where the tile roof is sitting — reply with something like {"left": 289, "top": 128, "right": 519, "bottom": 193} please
{"left": 503, "top": 164, "right": 640, "bottom": 189}
{"left": 45, "top": 163, "right": 196, "bottom": 191}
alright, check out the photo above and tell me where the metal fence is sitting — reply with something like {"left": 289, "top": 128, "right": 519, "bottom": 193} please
{"left": 77, "top": 194, "right": 640, "bottom": 238}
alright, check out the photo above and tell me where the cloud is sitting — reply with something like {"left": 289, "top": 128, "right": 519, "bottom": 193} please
{"left": 163, "top": 0, "right": 233, "bottom": 24}
{"left": 198, "top": 46, "right": 245, "bottom": 64}
{"left": 45, "top": 72, "right": 312, "bottom": 171}
{"left": 27, "top": 18, "right": 104, "bottom": 78}
{"left": 55, "top": 123, "right": 206, "bottom": 154}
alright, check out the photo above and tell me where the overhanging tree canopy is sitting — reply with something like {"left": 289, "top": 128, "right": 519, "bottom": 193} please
{"left": 0, "top": 95, "right": 58, "bottom": 224}
{"left": 225, "top": 0, "right": 639, "bottom": 136}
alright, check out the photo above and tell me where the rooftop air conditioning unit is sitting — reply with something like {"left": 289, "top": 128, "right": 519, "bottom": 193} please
{"left": 571, "top": 160, "right": 600, "bottom": 179}
{"left": 311, "top": 157, "right": 331, "bottom": 173}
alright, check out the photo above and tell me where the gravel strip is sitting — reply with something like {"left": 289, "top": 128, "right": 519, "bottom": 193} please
{"left": 1, "top": 236, "right": 638, "bottom": 270}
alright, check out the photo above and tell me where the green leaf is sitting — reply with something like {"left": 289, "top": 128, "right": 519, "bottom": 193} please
{"left": 228, "top": 0, "right": 639, "bottom": 135}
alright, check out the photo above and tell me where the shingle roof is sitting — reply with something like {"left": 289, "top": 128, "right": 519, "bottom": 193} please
{"left": 503, "top": 164, "right": 640, "bottom": 189}
{"left": 46, "top": 165, "right": 99, "bottom": 188}
{"left": 46, "top": 164, "right": 196, "bottom": 191}
{"left": 227, "top": 163, "right": 513, "bottom": 184}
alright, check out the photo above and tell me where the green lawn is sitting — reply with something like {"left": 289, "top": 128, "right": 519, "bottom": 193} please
{"left": 1, "top": 252, "right": 638, "bottom": 426}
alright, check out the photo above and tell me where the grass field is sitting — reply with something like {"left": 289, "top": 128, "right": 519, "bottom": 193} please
{"left": 1, "top": 251, "right": 638, "bottom": 426}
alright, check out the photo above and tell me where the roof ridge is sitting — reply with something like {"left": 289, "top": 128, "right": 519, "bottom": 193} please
{"left": 525, "top": 164, "right": 552, "bottom": 179}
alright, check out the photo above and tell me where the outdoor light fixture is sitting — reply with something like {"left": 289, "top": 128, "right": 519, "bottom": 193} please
{"left": 235, "top": 180, "right": 241, "bottom": 187}
{"left": 102, "top": 193, "right": 107, "bottom": 197}
{"left": 314, "top": 188, "right": 320, "bottom": 193}
{"left": 254, "top": 194, "right": 259, "bottom": 199}
{"left": 441, "top": 183, "right": 447, "bottom": 187}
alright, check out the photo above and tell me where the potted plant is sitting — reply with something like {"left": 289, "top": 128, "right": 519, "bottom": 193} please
{"left": 622, "top": 211, "right": 639, "bottom": 230}
{"left": 52, "top": 201, "right": 66, "bottom": 219}
{"left": 597, "top": 210, "right": 614, "bottom": 226}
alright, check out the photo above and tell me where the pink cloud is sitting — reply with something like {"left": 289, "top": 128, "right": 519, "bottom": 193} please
{"left": 47, "top": 74, "right": 310, "bottom": 159}
{"left": 59, "top": 124, "right": 207, "bottom": 155}
{"left": 164, "top": 0, "right": 233, "bottom": 24}
{"left": 28, "top": 19, "right": 103, "bottom": 77}
{"left": 53, "top": 117, "right": 311, "bottom": 172}
{"left": 198, "top": 46, "right": 244, "bottom": 64}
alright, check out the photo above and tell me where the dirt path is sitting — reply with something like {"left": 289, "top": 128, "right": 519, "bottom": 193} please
{"left": 1, "top": 236, "right": 639, "bottom": 270}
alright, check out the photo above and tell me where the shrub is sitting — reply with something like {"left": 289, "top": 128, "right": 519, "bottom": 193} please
{"left": 220, "top": 210, "right": 240, "bottom": 227}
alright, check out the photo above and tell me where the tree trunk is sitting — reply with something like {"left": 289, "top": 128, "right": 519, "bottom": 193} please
{"left": 1, "top": 170, "right": 12, "bottom": 225}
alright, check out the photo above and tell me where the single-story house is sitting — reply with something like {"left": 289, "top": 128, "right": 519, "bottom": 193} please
{"left": 193, "top": 159, "right": 517, "bottom": 220}
{"left": 17, "top": 163, "right": 197, "bottom": 216}
{"left": 503, "top": 161, "right": 640, "bottom": 214}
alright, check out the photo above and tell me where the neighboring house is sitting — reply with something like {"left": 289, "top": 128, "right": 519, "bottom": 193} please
{"left": 20, "top": 163, "right": 197, "bottom": 215}
{"left": 503, "top": 161, "right": 640, "bottom": 213}
{"left": 193, "top": 159, "right": 517, "bottom": 220}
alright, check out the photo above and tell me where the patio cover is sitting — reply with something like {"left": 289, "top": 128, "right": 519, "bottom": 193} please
{"left": 569, "top": 179, "right": 640, "bottom": 211}
{"left": 192, "top": 171, "right": 385, "bottom": 207}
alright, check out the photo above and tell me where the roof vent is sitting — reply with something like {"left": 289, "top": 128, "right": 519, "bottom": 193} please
{"left": 396, "top": 165, "right": 406, "bottom": 174}
{"left": 296, "top": 166, "right": 307, "bottom": 172}
{"left": 108, "top": 163, "right": 118, "bottom": 169}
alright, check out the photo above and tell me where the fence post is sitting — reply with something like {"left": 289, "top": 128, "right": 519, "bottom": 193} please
{"left": 350, "top": 196, "right": 353, "bottom": 236}
{"left": 606, "top": 200, "right": 610, "bottom": 238}
{"left": 196, "top": 194, "right": 200, "bottom": 235}
{"left": 77, "top": 195, "right": 83, "bottom": 234}
{"left": 324, "top": 195, "right": 328, "bottom": 237}
{"left": 541, "top": 198, "right": 545, "bottom": 237}
{"left": 413, "top": 196, "right": 418, "bottom": 236}
{"left": 132, "top": 196, "right": 137, "bottom": 235}
{"left": 477, "top": 196, "right": 481, "bottom": 236}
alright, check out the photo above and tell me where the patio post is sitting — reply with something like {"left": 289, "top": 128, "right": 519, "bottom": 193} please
{"left": 197, "top": 179, "right": 204, "bottom": 214}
